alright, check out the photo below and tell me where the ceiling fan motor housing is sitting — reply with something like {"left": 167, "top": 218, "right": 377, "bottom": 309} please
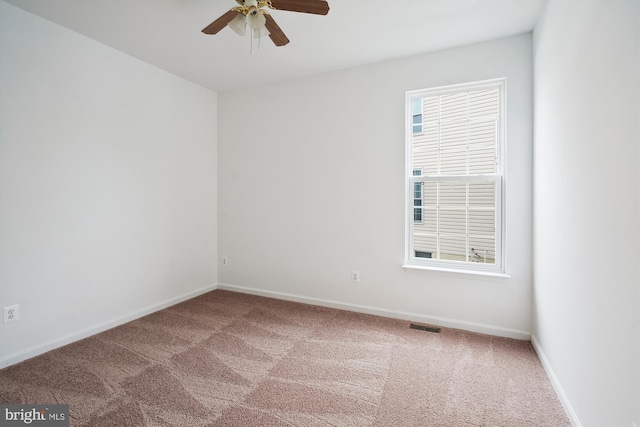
{"left": 238, "top": 0, "right": 259, "bottom": 7}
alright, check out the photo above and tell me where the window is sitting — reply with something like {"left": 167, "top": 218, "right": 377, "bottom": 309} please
{"left": 412, "top": 98, "right": 423, "bottom": 134}
{"left": 413, "top": 169, "right": 423, "bottom": 223}
{"left": 405, "top": 78, "right": 506, "bottom": 274}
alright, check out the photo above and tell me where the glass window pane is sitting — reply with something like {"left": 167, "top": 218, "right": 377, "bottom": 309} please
{"left": 468, "top": 120, "right": 497, "bottom": 174}
{"left": 439, "top": 121, "right": 467, "bottom": 175}
{"left": 469, "top": 88, "right": 499, "bottom": 120}
{"left": 438, "top": 209, "right": 466, "bottom": 235}
{"left": 469, "top": 236, "right": 496, "bottom": 264}
{"left": 439, "top": 181, "right": 466, "bottom": 206}
{"left": 422, "top": 96, "right": 439, "bottom": 121}
{"left": 413, "top": 234, "right": 436, "bottom": 258}
{"left": 413, "top": 121, "right": 438, "bottom": 174}
{"left": 469, "top": 209, "right": 495, "bottom": 236}
{"left": 422, "top": 208, "right": 437, "bottom": 233}
{"left": 414, "top": 182, "right": 422, "bottom": 200}
{"left": 469, "top": 181, "right": 495, "bottom": 207}
{"left": 440, "top": 92, "right": 467, "bottom": 122}
{"left": 412, "top": 98, "right": 423, "bottom": 135}
{"left": 423, "top": 182, "right": 437, "bottom": 206}
{"left": 439, "top": 234, "right": 467, "bottom": 262}
{"left": 412, "top": 98, "right": 422, "bottom": 114}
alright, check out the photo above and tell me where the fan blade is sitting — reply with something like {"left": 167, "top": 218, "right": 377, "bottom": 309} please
{"left": 264, "top": 14, "right": 289, "bottom": 46}
{"left": 202, "top": 9, "right": 243, "bottom": 34}
{"left": 268, "top": 0, "right": 329, "bottom": 15}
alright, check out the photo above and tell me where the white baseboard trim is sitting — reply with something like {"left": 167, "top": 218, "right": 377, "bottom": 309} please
{"left": 217, "top": 283, "right": 530, "bottom": 340}
{"left": 0, "top": 283, "right": 218, "bottom": 369}
{"left": 531, "top": 334, "right": 582, "bottom": 427}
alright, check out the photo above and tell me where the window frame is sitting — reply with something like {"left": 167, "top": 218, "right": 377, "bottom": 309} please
{"left": 404, "top": 78, "right": 507, "bottom": 275}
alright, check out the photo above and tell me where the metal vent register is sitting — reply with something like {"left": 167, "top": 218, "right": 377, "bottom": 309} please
{"left": 409, "top": 323, "right": 441, "bottom": 333}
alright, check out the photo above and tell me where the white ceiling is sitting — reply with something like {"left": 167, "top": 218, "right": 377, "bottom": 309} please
{"left": 4, "top": 0, "right": 546, "bottom": 92}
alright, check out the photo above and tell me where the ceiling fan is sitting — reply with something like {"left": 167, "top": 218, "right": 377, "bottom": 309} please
{"left": 202, "top": 0, "right": 330, "bottom": 47}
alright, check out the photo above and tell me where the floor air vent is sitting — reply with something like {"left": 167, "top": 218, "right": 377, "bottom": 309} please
{"left": 409, "top": 323, "right": 441, "bottom": 333}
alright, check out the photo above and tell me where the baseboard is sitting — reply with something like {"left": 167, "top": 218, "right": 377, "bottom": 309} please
{"left": 531, "top": 334, "right": 582, "bottom": 427}
{"left": 217, "top": 283, "right": 531, "bottom": 340}
{"left": 0, "top": 283, "right": 218, "bottom": 369}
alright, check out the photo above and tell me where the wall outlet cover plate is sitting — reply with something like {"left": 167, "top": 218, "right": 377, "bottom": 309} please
{"left": 4, "top": 304, "right": 20, "bottom": 323}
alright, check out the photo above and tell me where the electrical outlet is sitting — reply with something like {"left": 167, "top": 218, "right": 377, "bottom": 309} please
{"left": 222, "top": 256, "right": 228, "bottom": 266}
{"left": 3, "top": 304, "right": 19, "bottom": 324}
{"left": 351, "top": 270, "right": 360, "bottom": 283}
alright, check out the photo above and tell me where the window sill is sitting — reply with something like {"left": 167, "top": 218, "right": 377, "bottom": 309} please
{"left": 402, "top": 264, "right": 511, "bottom": 278}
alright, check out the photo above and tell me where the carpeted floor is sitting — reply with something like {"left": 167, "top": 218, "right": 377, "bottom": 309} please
{"left": 0, "top": 290, "right": 570, "bottom": 426}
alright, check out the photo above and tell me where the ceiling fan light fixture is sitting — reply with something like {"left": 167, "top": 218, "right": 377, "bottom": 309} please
{"left": 202, "top": 0, "right": 330, "bottom": 48}
{"left": 246, "top": 8, "right": 265, "bottom": 30}
{"left": 228, "top": 13, "right": 247, "bottom": 36}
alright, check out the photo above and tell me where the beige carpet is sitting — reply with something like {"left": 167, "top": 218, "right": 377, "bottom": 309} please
{"left": 0, "top": 290, "right": 570, "bottom": 426}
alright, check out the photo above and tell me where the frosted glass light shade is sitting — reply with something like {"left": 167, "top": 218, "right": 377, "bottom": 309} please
{"left": 247, "top": 8, "right": 268, "bottom": 38}
{"left": 229, "top": 14, "right": 247, "bottom": 36}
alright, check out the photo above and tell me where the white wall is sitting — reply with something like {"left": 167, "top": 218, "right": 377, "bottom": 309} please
{"left": 218, "top": 34, "right": 533, "bottom": 338}
{"left": 532, "top": 1, "right": 640, "bottom": 426}
{"left": 0, "top": 2, "right": 218, "bottom": 366}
